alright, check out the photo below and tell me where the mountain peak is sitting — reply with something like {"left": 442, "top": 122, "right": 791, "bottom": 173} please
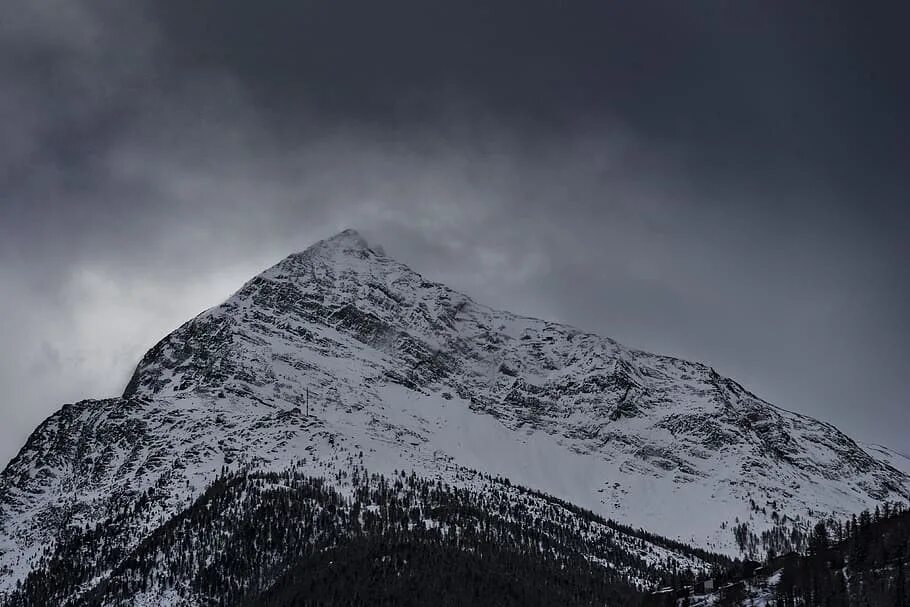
{"left": 318, "top": 228, "right": 371, "bottom": 252}
{"left": 262, "top": 227, "right": 385, "bottom": 281}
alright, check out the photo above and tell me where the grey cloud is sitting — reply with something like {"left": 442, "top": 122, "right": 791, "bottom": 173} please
{"left": 0, "top": 0, "right": 907, "bottom": 465}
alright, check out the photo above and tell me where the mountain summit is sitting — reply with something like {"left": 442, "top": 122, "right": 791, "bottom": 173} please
{"left": 1, "top": 230, "right": 908, "bottom": 598}
{"left": 309, "top": 227, "right": 374, "bottom": 253}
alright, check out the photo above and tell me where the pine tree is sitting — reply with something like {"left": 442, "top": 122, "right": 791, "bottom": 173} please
{"left": 896, "top": 557, "right": 907, "bottom": 607}
{"left": 808, "top": 521, "right": 829, "bottom": 556}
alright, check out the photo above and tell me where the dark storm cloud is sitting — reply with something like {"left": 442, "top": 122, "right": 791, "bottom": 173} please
{"left": 145, "top": 1, "right": 909, "bottom": 189}
{"left": 0, "top": 1, "right": 907, "bottom": 465}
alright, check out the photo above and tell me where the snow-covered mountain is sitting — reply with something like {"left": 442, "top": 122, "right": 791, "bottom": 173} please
{"left": 1, "top": 229, "right": 907, "bottom": 600}
{"left": 861, "top": 443, "right": 910, "bottom": 477}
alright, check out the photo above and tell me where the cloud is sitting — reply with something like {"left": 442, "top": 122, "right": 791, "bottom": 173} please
{"left": 0, "top": 0, "right": 907, "bottom": 466}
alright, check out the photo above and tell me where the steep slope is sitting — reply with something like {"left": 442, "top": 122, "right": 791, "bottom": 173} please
{"left": 862, "top": 442, "right": 910, "bottom": 477}
{"left": 1, "top": 229, "right": 907, "bottom": 598}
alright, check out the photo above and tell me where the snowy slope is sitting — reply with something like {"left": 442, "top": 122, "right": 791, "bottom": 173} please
{"left": 1, "top": 229, "right": 908, "bottom": 596}
{"left": 862, "top": 442, "right": 910, "bottom": 477}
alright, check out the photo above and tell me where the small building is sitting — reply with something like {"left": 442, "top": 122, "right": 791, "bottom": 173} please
{"left": 742, "top": 559, "right": 762, "bottom": 578}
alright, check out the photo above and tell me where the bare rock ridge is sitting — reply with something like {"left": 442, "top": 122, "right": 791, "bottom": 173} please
{"left": 1, "top": 228, "right": 908, "bottom": 598}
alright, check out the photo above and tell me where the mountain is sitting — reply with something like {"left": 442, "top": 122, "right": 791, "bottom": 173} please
{"left": 1, "top": 229, "right": 907, "bottom": 603}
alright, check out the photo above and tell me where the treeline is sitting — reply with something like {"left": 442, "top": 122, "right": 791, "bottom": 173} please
{"left": 514, "top": 483, "right": 732, "bottom": 570}
{"left": 771, "top": 502, "right": 909, "bottom": 606}
{"left": 728, "top": 497, "right": 813, "bottom": 560}
{"left": 3, "top": 465, "right": 725, "bottom": 606}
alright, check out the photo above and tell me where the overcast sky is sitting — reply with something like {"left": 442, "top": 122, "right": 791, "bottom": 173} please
{"left": 1, "top": 1, "right": 908, "bottom": 466}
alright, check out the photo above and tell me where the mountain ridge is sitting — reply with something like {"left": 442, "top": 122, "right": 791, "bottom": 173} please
{"left": 1, "top": 229, "right": 908, "bottom": 600}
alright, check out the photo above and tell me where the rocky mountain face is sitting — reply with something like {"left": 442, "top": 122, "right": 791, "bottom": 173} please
{"left": 1, "top": 229, "right": 907, "bottom": 602}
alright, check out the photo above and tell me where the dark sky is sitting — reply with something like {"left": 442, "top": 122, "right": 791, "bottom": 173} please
{"left": 1, "top": 1, "right": 908, "bottom": 465}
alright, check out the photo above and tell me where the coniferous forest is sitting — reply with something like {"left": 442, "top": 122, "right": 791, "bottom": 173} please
{"left": 3, "top": 465, "right": 729, "bottom": 606}
{"left": 6, "top": 461, "right": 909, "bottom": 606}
{"left": 766, "top": 502, "right": 910, "bottom": 606}
{"left": 645, "top": 502, "right": 910, "bottom": 606}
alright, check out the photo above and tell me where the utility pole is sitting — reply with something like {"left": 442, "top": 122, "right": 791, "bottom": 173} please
{"left": 306, "top": 386, "right": 309, "bottom": 417}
